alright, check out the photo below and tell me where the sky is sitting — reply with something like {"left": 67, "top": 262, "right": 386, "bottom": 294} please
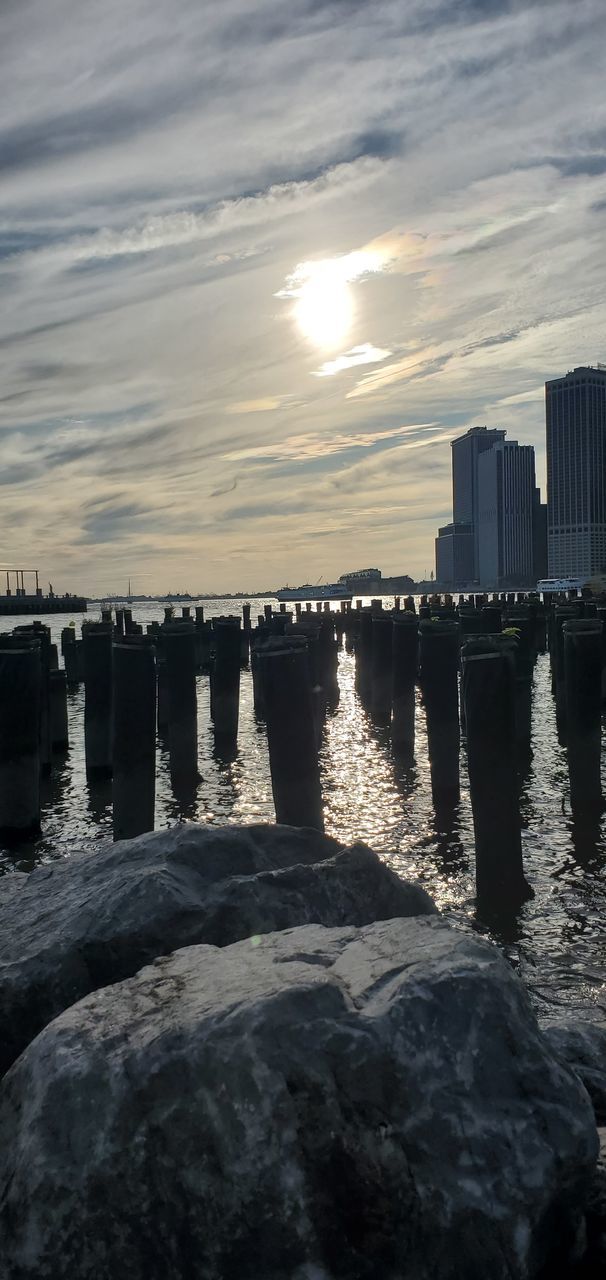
{"left": 1, "top": 0, "right": 606, "bottom": 595}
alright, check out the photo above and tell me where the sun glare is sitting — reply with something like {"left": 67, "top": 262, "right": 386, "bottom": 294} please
{"left": 278, "top": 249, "right": 388, "bottom": 351}
{"left": 295, "top": 262, "right": 353, "bottom": 349}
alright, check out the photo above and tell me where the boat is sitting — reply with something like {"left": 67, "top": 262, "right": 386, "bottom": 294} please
{"left": 536, "top": 577, "right": 588, "bottom": 594}
{"left": 276, "top": 583, "right": 352, "bottom": 602}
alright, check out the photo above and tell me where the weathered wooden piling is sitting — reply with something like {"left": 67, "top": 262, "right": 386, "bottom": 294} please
{"left": 419, "top": 619, "right": 460, "bottom": 806}
{"left": 164, "top": 606, "right": 173, "bottom": 624}
{"left": 123, "top": 608, "right": 133, "bottom": 634}
{"left": 250, "top": 625, "right": 270, "bottom": 718}
{"left": 14, "top": 624, "right": 51, "bottom": 775}
{"left": 463, "top": 649, "right": 532, "bottom": 910}
{"left": 0, "top": 645, "right": 41, "bottom": 837}
{"left": 264, "top": 604, "right": 273, "bottom": 622}
{"left": 60, "top": 625, "right": 75, "bottom": 656}
{"left": 392, "top": 615, "right": 418, "bottom": 757}
{"left": 356, "top": 610, "right": 373, "bottom": 703}
{"left": 63, "top": 638, "right": 79, "bottom": 684}
{"left": 551, "top": 605, "right": 579, "bottom": 737}
{"left": 239, "top": 605, "right": 251, "bottom": 666}
{"left": 260, "top": 640, "right": 323, "bottom": 830}
{"left": 563, "top": 619, "right": 603, "bottom": 815}
{"left": 112, "top": 643, "right": 156, "bottom": 840}
{"left": 50, "top": 670, "right": 69, "bottom": 752}
{"left": 164, "top": 624, "right": 198, "bottom": 786}
{"left": 115, "top": 608, "right": 125, "bottom": 637}
{"left": 156, "top": 656, "right": 169, "bottom": 735}
{"left": 212, "top": 619, "right": 241, "bottom": 749}
{"left": 49, "top": 643, "right": 59, "bottom": 672}
{"left": 371, "top": 615, "right": 393, "bottom": 725}
{"left": 83, "top": 623, "right": 113, "bottom": 777}
{"left": 505, "top": 615, "right": 535, "bottom": 753}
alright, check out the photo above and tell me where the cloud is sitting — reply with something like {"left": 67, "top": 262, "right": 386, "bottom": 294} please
{"left": 223, "top": 421, "right": 436, "bottom": 463}
{"left": 313, "top": 344, "right": 392, "bottom": 376}
{"left": 225, "top": 398, "right": 284, "bottom": 414}
{"left": 0, "top": 0, "right": 604, "bottom": 589}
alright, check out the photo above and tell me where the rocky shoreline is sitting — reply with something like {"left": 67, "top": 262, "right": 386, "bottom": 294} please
{"left": 0, "top": 824, "right": 604, "bottom": 1278}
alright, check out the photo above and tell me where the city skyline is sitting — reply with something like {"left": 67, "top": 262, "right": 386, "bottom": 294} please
{"left": 1, "top": 2, "right": 606, "bottom": 594}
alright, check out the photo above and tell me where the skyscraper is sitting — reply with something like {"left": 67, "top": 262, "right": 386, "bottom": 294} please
{"left": 477, "top": 440, "right": 537, "bottom": 588}
{"left": 451, "top": 426, "right": 506, "bottom": 579}
{"left": 435, "top": 522, "right": 474, "bottom": 586}
{"left": 546, "top": 366, "right": 606, "bottom": 578}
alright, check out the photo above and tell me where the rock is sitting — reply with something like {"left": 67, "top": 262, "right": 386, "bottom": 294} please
{"left": 580, "top": 1129, "right": 606, "bottom": 1276}
{"left": 0, "top": 916, "right": 597, "bottom": 1280}
{"left": 543, "top": 1021, "right": 606, "bottom": 1124}
{"left": 0, "top": 871, "right": 28, "bottom": 906}
{"left": 0, "top": 822, "right": 435, "bottom": 1076}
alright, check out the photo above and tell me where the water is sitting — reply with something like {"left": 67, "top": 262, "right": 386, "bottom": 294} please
{"left": 1, "top": 597, "right": 606, "bottom": 1025}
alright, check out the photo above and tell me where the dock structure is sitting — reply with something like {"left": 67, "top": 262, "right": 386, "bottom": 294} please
{"left": 0, "top": 595, "right": 87, "bottom": 616}
{"left": 1, "top": 586, "right": 605, "bottom": 911}
{"left": 0, "top": 568, "right": 86, "bottom": 615}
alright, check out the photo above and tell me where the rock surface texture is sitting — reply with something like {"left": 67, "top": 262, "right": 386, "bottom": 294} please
{"left": 0, "top": 822, "right": 435, "bottom": 1075}
{"left": 0, "top": 916, "right": 597, "bottom": 1280}
{"left": 543, "top": 1020, "right": 606, "bottom": 1125}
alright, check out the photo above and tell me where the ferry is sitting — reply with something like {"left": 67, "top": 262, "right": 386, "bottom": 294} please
{"left": 276, "top": 583, "right": 352, "bottom": 602}
{"left": 536, "top": 577, "right": 588, "bottom": 594}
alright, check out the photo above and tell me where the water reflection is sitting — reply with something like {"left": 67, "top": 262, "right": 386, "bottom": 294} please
{"left": 0, "top": 602, "right": 604, "bottom": 1022}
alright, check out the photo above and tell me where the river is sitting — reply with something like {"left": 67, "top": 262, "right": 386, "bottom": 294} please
{"left": 1, "top": 596, "right": 605, "bottom": 1025}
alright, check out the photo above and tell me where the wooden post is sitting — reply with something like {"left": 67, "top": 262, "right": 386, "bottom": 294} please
{"left": 392, "top": 616, "right": 418, "bottom": 757}
{"left": 463, "top": 650, "right": 532, "bottom": 910}
{"left": 0, "top": 646, "right": 40, "bottom": 837}
{"left": 212, "top": 619, "right": 241, "bottom": 750}
{"left": 14, "top": 624, "right": 52, "bottom": 776}
{"left": 112, "top": 643, "right": 156, "bottom": 840}
{"left": 564, "top": 619, "right": 603, "bottom": 816}
{"left": 419, "top": 619, "right": 460, "bottom": 806}
{"left": 83, "top": 624, "right": 113, "bottom": 777}
{"left": 164, "top": 625, "right": 198, "bottom": 786}
{"left": 156, "top": 656, "right": 169, "bottom": 735}
{"left": 371, "top": 615, "right": 392, "bottom": 725}
{"left": 50, "top": 670, "right": 69, "bottom": 752}
{"left": 356, "top": 610, "right": 373, "bottom": 703}
{"left": 261, "top": 641, "right": 323, "bottom": 830}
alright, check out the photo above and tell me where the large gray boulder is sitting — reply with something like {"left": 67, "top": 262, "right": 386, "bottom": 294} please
{"left": 0, "top": 916, "right": 597, "bottom": 1280}
{"left": 542, "top": 1020, "right": 606, "bottom": 1125}
{"left": 0, "top": 822, "right": 435, "bottom": 1076}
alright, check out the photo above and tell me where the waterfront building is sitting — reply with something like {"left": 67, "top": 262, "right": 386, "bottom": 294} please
{"left": 477, "top": 440, "right": 537, "bottom": 588}
{"left": 435, "top": 522, "right": 474, "bottom": 587}
{"left": 451, "top": 426, "right": 506, "bottom": 578}
{"left": 546, "top": 365, "right": 606, "bottom": 578}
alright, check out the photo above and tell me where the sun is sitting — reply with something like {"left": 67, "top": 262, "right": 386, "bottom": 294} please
{"left": 294, "top": 261, "right": 354, "bottom": 350}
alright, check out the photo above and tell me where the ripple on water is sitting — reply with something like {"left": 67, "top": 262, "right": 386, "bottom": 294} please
{"left": 0, "top": 600, "right": 605, "bottom": 1022}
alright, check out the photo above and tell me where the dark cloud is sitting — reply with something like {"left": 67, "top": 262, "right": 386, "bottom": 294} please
{"left": 549, "top": 154, "right": 606, "bottom": 178}
{"left": 80, "top": 500, "right": 151, "bottom": 544}
{"left": 0, "top": 79, "right": 226, "bottom": 176}
{"left": 0, "top": 463, "right": 39, "bottom": 486}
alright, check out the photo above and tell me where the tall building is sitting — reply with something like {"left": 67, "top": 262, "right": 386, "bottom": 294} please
{"left": 532, "top": 487, "right": 548, "bottom": 582}
{"left": 546, "top": 366, "right": 606, "bottom": 578}
{"left": 451, "top": 426, "right": 506, "bottom": 578}
{"left": 435, "top": 522, "right": 474, "bottom": 587}
{"left": 477, "top": 440, "right": 537, "bottom": 588}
